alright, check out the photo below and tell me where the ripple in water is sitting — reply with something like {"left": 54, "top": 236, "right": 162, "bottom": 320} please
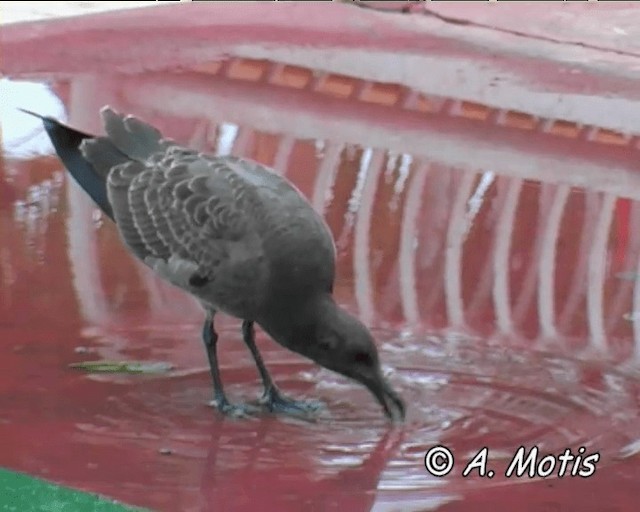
{"left": 72, "top": 328, "right": 640, "bottom": 506}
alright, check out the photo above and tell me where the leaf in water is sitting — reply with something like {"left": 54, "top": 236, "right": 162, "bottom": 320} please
{"left": 69, "top": 360, "right": 174, "bottom": 374}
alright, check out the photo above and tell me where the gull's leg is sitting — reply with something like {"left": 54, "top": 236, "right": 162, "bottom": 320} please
{"left": 202, "top": 311, "right": 255, "bottom": 417}
{"left": 241, "top": 320, "right": 322, "bottom": 415}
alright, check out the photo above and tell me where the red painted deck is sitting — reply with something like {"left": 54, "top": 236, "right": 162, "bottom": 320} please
{"left": 1, "top": 3, "right": 640, "bottom": 511}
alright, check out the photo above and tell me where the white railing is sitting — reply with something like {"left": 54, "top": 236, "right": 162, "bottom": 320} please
{"left": 34, "top": 68, "right": 637, "bottom": 364}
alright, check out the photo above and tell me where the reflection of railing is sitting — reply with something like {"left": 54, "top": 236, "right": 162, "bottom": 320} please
{"left": 117, "top": 71, "right": 640, "bottom": 201}
{"left": 4, "top": 1, "right": 640, "bottom": 134}
{"left": 193, "top": 57, "right": 637, "bottom": 148}
{"left": 40, "top": 58, "right": 637, "bottom": 362}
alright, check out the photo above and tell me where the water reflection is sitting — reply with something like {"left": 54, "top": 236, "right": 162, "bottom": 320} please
{"left": 1, "top": 62, "right": 640, "bottom": 512}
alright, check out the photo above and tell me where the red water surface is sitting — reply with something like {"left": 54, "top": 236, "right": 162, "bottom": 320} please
{"left": 2, "top": 4, "right": 640, "bottom": 512}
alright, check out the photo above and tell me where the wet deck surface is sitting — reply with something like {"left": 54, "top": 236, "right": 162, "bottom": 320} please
{"left": 2, "top": 3, "right": 640, "bottom": 511}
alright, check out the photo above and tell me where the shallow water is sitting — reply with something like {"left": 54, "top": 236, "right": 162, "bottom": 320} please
{"left": 2, "top": 45, "right": 640, "bottom": 512}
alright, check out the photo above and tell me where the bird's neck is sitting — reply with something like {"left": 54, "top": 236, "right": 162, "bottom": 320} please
{"left": 257, "top": 292, "right": 335, "bottom": 350}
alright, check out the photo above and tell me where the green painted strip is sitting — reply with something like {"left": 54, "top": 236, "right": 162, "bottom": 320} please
{"left": 0, "top": 468, "right": 148, "bottom": 512}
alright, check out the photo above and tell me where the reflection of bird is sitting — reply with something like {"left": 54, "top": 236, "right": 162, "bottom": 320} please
{"left": 20, "top": 106, "right": 405, "bottom": 421}
{"left": 199, "top": 419, "right": 404, "bottom": 511}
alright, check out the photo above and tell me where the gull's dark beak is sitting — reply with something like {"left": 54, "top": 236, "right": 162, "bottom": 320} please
{"left": 362, "top": 372, "right": 406, "bottom": 422}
